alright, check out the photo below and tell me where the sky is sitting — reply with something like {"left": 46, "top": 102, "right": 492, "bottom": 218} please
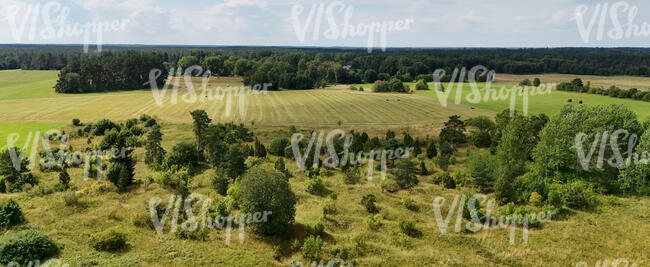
{"left": 1, "top": 0, "right": 649, "bottom": 48}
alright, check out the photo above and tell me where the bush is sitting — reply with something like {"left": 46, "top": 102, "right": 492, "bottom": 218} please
{"left": 301, "top": 235, "right": 323, "bottom": 259}
{"left": 237, "top": 166, "right": 297, "bottom": 235}
{"left": 399, "top": 221, "right": 422, "bottom": 238}
{"left": 164, "top": 141, "right": 200, "bottom": 170}
{"left": 307, "top": 222, "right": 325, "bottom": 236}
{"left": 563, "top": 182, "right": 594, "bottom": 210}
{"left": 175, "top": 227, "right": 209, "bottom": 241}
{"left": 72, "top": 118, "right": 81, "bottom": 126}
{"left": 380, "top": 179, "right": 399, "bottom": 193}
{"left": 305, "top": 176, "right": 326, "bottom": 195}
{"left": 0, "top": 230, "right": 59, "bottom": 265}
{"left": 322, "top": 199, "right": 337, "bottom": 216}
{"left": 91, "top": 119, "right": 120, "bottom": 136}
{"left": 401, "top": 197, "right": 419, "bottom": 211}
{"left": 440, "top": 172, "right": 456, "bottom": 189}
{"left": 269, "top": 137, "right": 290, "bottom": 157}
{"left": 547, "top": 188, "right": 564, "bottom": 209}
{"left": 91, "top": 229, "right": 128, "bottom": 252}
{"left": 344, "top": 167, "right": 360, "bottom": 184}
{"left": 211, "top": 169, "right": 230, "bottom": 196}
{"left": 415, "top": 79, "right": 429, "bottom": 90}
{"left": 361, "top": 194, "right": 379, "bottom": 214}
{"left": 529, "top": 192, "right": 543, "bottom": 206}
{"left": 62, "top": 191, "right": 79, "bottom": 206}
{"left": 0, "top": 200, "right": 24, "bottom": 229}
{"left": 364, "top": 214, "right": 383, "bottom": 231}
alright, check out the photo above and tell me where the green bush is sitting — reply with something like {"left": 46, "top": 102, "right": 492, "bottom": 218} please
{"left": 401, "top": 197, "right": 419, "bottom": 211}
{"left": 301, "top": 235, "right": 323, "bottom": 259}
{"left": 380, "top": 179, "right": 399, "bottom": 193}
{"left": 175, "top": 227, "right": 209, "bottom": 241}
{"left": 305, "top": 176, "right": 326, "bottom": 195}
{"left": 72, "top": 118, "right": 81, "bottom": 126}
{"left": 399, "top": 221, "right": 422, "bottom": 238}
{"left": 364, "top": 214, "right": 383, "bottom": 231}
{"left": 0, "top": 230, "right": 59, "bottom": 265}
{"left": 344, "top": 167, "right": 360, "bottom": 184}
{"left": 307, "top": 222, "right": 325, "bottom": 236}
{"left": 0, "top": 200, "right": 24, "bottom": 229}
{"left": 361, "top": 194, "right": 379, "bottom": 214}
{"left": 269, "top": 137, "right": 290, "bottom": 157}
{"left": 547, "top": 188, "right": 564, "bottom": 209}
{"left": 322, "top": 199, "right": 337, "bottom": 216}
{"left": 211, "top": 169, "right": 230, "bottom": 196}
{"left": 91, "top": 229, "right": 128, "bottom": 252}
{"left": 441, "top": 172, "right": 456, "bottom": 189}
{"left": 62, "top": 191, "right": 79, "bottom": 206}
{"left": 529, "top": 192, "right": 543, "bottom": 206}
{"left": 563, "top": 182, "right": 594, "bottom": 210}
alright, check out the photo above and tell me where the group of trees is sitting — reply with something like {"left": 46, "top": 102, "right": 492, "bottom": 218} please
{"left": 2, "top": 45, "right": 648, "bottom": 93}
{"left": 54, "top": 51, "right": 167, "bottom": 93}
{"left": 557, "top": 78, "right": 650, "bottom": 102}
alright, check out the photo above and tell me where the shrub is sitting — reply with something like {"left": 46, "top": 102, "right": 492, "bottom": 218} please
{"left": 72, "top": 118, "right": 81, "bottom": 126}
{"left": 91, "top": 229, "right": 128, "bottom": 252}
{"left": 547, "top": 188, "right": 564, "bottom": 209}
{"left": 380, "top": 179, "right": 399, "bottom": 193}
{"left": 301, "top": 235, "right": 323, "bottom": 259}
{"left": 392, "top": 158, "right": 419, "bottom": 189}
{"left": 399, "top": 221, "right": 422, "bottom": 238}
{"left": 62, "top": 191, "right": 79, "bottom": 206}
{"left": 401, "top": 197, "right": 419, "bottom": 211}
{"left": 91, "top": 119, "right": 120, "bottom": 136}
{"left": 344, "top": 167, "right": 360, "bottom": 184}
{"left": 0, "top": 230, "right": 59, "bottom": 265}
{"left": 237, "top": 166, "right": 297, "bottom": 235}
{"left": 0, "top": 200, "right": 24, "bottom": 229}
{"left": 269, "top": 137, "right": 290, "bottom": 157}
{"left": 132, "top": 211, "right": 154, "bottom": 229}
{"left": 211, "top": 169, "right": 230, "bottom": 196}
{"left": 364, "top": 214, "right": 383, "bottom": 231}
{"left": 529, "top": 192, "right": 543, "bottom": 206}
{"left": 305, "top": 176, "right": 326, "bottom": 195}
{"left": 563, "top": 182, "right": 594, "bottom": 210}
{"left": 175, "top": 227, "right": 209, "bottom": 241}
{"left": 415, "top": 79, "right": 429, "bottom": 90}
{"left": 373, "top": 80, "right": 388, "bottom": 92}
{"left": 361, "top": 194, "right": 379, "bottom": 214}
{"left": 440, "top": 172, "right": 456, "bottom": 189}
{"left": 164, "top": 141, "right": 200, "bottom": 170}
{"left": 322, "top": 199, "right": 337, "bottom": 216}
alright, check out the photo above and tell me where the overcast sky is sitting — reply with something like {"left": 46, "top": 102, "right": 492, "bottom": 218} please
{"left": 1, "top": 0, "right": 649, "bottom": 48}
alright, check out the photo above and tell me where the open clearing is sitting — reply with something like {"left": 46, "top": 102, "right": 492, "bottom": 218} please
{"left": 0, "top": 71, "right": 488, "bottom": 128}
{"left": 494, "top": 73, "right": 650, "bottom": 91}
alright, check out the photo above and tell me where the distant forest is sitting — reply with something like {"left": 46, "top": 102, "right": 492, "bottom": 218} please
{"left": 1, "top": 45, "right": 649, "bottom": 93}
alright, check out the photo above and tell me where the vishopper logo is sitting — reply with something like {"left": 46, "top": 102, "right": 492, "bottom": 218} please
{"left": 7, "top": 258, "right": 69, "bottom": 267}
{"left": 4, "top": 130, "right": 131, "bottom": 180}
{"left": 575, "top": 129, "right": 649, "bottom": 170}
{"left": 432, "top": 65, "right": 553, "bottom": 117}
{"left": 149, "top": 194, "right": 271, "bottom": 246}
{"left": 4, "top": 1, "right": 129, "bottom": 52}
{"left": 290, "top": 1, "right": 414, "bottom": 53}
{"left": 290, "top": 129, "right": 414, "bottom": 181}
{"left": 574, "top": 1, "right": 650, "bottom": 43}
{"left": 145, "top": 66, "right": 270, "bottom": 120}
{"left": 576, "top": 258, "right": 639, "bottom": 267}
{"left": 429, "top": 193, "right": 555, "bottom": 245}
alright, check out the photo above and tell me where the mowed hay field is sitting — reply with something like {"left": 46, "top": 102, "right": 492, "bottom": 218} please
{"left": 495, "top": 73, "right": 650, "bottom": 91}
{"left": 0, "top": 71, "right": 488, "bottom": 129}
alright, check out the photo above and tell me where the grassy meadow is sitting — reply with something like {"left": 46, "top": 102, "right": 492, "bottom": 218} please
{"left": 0, "top": 71, "right": 648, "bottom": 266}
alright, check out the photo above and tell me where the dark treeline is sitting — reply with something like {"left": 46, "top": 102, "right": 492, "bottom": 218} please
{"left": 557, "top": 78, "right": 650, "bottom": 102}
{"left": 3, "top": 45, "right": 650, "bottom": 92}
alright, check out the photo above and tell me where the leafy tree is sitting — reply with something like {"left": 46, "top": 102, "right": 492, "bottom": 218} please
{"left": 466, "top": 116, "right": 496, "bottom": 148}
{"left": 237, "top": 166, "right": 297, "bottom": 235}
{"left": 190, "top": 109, "right": 212, "bottom": 152}
{"left": 364, "top": 69, "right": 378, "bottom": 83}
{"left": 415, "top": 79, "right": 429, "bottom": 90}
{"left": 178, "top": 56, "right": 199, "bottom": 70}
{"left": 164, "top": 141, "right": 200, "bottom": 170}
{"left": 203, "top": 125, "right": 228, "bottom": 167}
{"left": 439, "top": 115, "right": 467, "bottom": 145}
{"left": 274, "top": 158, "right": 291, "bottom": 178}
{"left": 201, "top": 56, "right": 224, "bottom": 75}
{"left": 469, "top": 153, "right": 494, "bottom": 192}
{"left": 403, "top": 133, "right": 414, "bottom": 147}
{"left": 533, "top": 78, "right": 541, "bottom": 87}
{"left": 269, "top": 137, "right": 290, "bottom": 157}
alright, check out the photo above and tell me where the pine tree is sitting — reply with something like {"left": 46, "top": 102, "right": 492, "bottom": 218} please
{"left": 254, "top": 139, "right": 267, "bottom": 158}
{"left": 59, "top": 168, "right": 71, "bottom": 188}
{"left": 145, "top": 125, "right": 165, "bottom": 167}
{"left": 274, "top": 158, "right": 291, "bottom": 178}
{"left": 190, "top": 109, "right": 212, "bottom": 152}
{"left": 426, "top": 141, "right": 437, "bottom": 159}
{"left": 226, "top": 146, "right": 247, "bottom": 178}
{"left": 420, "top": 161, "right": 428, "bottom": 175}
